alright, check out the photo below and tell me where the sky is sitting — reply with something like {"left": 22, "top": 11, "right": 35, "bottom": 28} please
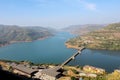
{"left": 0, "top": 0, "right": 120, "bottom": 29}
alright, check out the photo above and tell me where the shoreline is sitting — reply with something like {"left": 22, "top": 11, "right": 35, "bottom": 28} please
{"left": 0, "top": 36, "right": 51, "bottom": 48}
{"left": 65, "top": 42, "right": 120, "bottom": 51}
{"left": 65, "top": 43, "right": 80, "bottom": 49}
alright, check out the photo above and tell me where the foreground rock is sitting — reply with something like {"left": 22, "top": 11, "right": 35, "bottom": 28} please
{"left": 1, "top": 60, "right": 120, "bottom": 80}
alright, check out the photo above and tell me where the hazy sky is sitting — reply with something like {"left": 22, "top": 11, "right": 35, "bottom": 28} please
{"left": 0, "top": 0, "right": 120, "bottom": 28}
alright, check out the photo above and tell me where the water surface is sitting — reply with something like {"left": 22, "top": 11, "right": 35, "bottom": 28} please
{"left": 0, "top": 32, "right": 120, "bottom": 72}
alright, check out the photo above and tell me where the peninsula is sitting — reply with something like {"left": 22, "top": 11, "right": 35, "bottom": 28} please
{"left": 66, "top": 22, "right": 120, "bottom": 50}
{"left": 0, "top": 25, "right": 54, "bottom": 47}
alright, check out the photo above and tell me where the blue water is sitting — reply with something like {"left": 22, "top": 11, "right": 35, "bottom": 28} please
{"left": 0, "top": 32, "right": 76, "bottom": 64}
{"left": 0, "top": 32, "right": 120, "bottom": 72}
{"left": 69, "top": 49, "right": 120, "bottom": 72}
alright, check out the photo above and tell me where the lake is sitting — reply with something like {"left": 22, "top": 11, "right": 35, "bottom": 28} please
{"left": 0, "top": 32, "right": 120, "bottom": 72}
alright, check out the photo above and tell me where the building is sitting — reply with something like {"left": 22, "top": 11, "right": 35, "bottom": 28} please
{"left": 83, "top": 65, "right": 105, "bottom": 74}
{"left": 10, "top": 63, "right": 38, "bottom": 77}
{"left": 34, "top": 66, "right": 62, "bottom": 80}
{"left": 79, "top": 73, "right": 87, "bottom": 77}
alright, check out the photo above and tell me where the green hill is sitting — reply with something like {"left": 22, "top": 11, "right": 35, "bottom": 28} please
{"left": 66, "top": 23, "right": 120, "bottom": 50}
{"left": 0, "top": 25, "right": 54, "bottom": 47}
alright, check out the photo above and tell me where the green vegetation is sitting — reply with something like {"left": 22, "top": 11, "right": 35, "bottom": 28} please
{"left": 66, "top": 23, "right": 120, "bottom": 50}
{"left": 71, "top": 76, "right": 76, "bottom": 80}
{"left": 71, "top": 69, "right": 79, "bottom": 74}
{"left": 0, "top": 25, "right": 54, "bottom": 47}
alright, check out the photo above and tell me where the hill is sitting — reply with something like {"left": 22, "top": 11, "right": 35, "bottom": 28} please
{"left": 0, "top": 25, "right": 54, "bottom": 47}
{"left": 66, "top": 23, "right": 120, "bottom": 50}
{"left": 63, "top": 24, "right": 105, "bottom": 35}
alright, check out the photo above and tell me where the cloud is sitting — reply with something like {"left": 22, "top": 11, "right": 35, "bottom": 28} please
{"left": 28, "top": 0, "right": 97, "bottom": 10}
{"left": 63, "top": 0, "right": 97, "bottom": 10}
{"left": 85, "top": 3, "right": 96, "bottom": 10}
{"left": 28, "top": 0, "right": 50, "bottom": 4}
{"left": 77, "top": 0, "right": 96, "bottom": 10}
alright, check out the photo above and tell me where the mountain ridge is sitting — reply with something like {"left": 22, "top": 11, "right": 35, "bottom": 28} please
{"left": 63, "top": 24, "right": 106, "bottom": 35}
{"left": 0, "top": 25, "right": 54, "bottom": 47}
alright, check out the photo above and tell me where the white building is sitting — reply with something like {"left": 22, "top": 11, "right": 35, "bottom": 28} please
{"left": 34, "top": 66, "right": 62, "bottom": 80}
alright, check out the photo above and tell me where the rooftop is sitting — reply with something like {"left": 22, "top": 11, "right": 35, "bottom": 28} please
{"left": 41, "top": 66, "right": 61, "bottom": 77}
{"left": 10, "top": 63, "right": 38, "bottom": 75}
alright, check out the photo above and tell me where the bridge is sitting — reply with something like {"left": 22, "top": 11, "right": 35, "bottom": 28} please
{"left": 60, "top": 46, "right": 85, "bottom": 67}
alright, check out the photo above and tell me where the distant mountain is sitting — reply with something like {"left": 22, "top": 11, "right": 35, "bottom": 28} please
{"left": 63, "top": 24, "right": 105, "bottom": 35}
{"left": 66, "top": 23, "right": 120, "bottom": 50}
{"left": 0, "top": 25, "right": 54, "bottom": 47}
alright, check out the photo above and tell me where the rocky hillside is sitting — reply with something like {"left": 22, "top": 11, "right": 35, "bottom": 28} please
{"left": 0, "top": 25, "right": 54, "bottom": 47}
{"left": 66, "top": 23, "right": 120, "bottom": 50}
